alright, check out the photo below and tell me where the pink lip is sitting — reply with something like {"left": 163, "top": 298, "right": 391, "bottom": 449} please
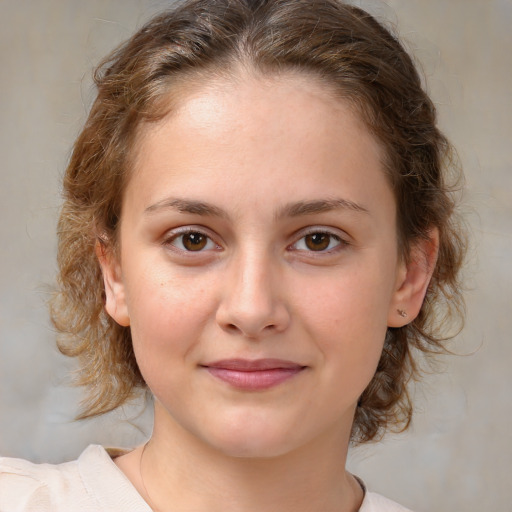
{"left": 202, "top": 359, "right": 306, "bottom": 391}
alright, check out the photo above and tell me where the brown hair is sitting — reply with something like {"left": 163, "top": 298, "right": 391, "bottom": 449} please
{"left": 51, "top": 0, "right": 466, "bottom": 443}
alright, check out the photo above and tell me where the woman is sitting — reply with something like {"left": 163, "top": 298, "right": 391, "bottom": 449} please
{"left": 0, "top": 0, "right": 465, "bottom": 510}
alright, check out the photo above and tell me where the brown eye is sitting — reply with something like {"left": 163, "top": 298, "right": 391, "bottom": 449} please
{"left": 291, "top": 231, "right": 345, "bottom": 253}
{"left": 304, "top": 233, "right": 331, "bottom": 251}
{"left": 182, "top": 232, "right": 208, "bottom": 251}
{"left": 167, "top": 229, "right": 218, "bottom": 253}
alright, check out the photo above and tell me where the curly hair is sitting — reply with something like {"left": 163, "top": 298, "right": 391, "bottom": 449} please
{"left": 51, "top": 0, "right": 466, "bottom": 443}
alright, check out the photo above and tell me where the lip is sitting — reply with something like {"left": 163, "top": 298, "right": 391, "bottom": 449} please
{"left": 202, "top": 358, "right": 306, "bottom": 391}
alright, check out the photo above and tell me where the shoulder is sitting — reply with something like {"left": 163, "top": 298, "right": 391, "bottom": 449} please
{"left": 360, "top": 490, "right": 415, "bottom": 512}
{"left": 0, "top": 445, "right": 149, "bottom": 512}
{"left": 0, "top": 446, "right": 98, "bottom": 511}
{"left": 0, "top": 450, "right": 78, "bottom": 511}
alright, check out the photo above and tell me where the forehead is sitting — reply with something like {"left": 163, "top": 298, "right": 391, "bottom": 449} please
{"left": 125, "top": 71, "right": 393, "bottom": 221}
{"left": 134, "top": 70, "right": 384, "bottom": 161}
{"left": 135, "top": 67, "right": 376, "bottom": 150}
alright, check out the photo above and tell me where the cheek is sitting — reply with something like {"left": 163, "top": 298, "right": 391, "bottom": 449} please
{"left": 295, "top": 262, "right": 394, "bottom": 378}
{"left": 301, "top": 261, "right": 394, "bottom": 327}
{"left": 124, "top": 268, "right": 218, "bottom": 372}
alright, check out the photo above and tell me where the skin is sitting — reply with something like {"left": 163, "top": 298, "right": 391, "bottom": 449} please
{"left": 99, "top": 71, "right": 437, "bottom": 512}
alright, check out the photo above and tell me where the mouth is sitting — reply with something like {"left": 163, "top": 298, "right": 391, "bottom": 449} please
{"left": 201, "top": 359, "right": 307, "bottom": 391}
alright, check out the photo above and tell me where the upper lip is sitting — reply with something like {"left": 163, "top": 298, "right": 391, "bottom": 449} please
{"left": 202, "top": 358, "right": 305, "bottom": 371}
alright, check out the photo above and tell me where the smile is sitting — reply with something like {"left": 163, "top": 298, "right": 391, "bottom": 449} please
{"left": 202, "top": 359, "right": 306, "bottom": 391}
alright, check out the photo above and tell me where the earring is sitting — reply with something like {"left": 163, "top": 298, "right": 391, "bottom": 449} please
{"left": 397, "top": 309, "right": 407, "bottom": 318}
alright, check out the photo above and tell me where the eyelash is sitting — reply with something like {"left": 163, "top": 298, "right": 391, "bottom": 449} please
{"left": 163, "top": 227, "right": 348, "bottom": 255}
{"left": 164, "top": 227, "right": 221, "bottom": 253}
{"left": 289, "top": 229, "right": 349, "bottom": 254}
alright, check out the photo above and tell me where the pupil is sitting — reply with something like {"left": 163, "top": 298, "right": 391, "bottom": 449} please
{"left": 183, "top": 233, "right": 207, "bottom": 251}
{"left": 306, "top": 233, "right": 329, "bottom": 251}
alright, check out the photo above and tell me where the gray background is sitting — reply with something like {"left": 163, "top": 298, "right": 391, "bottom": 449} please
{"left": 1, "top": 1, "right": 511, "bottom": 510}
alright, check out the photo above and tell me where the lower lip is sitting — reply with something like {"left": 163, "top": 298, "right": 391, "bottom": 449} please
{"left": 205, "top": 367, "right": 304, "bottom": 391}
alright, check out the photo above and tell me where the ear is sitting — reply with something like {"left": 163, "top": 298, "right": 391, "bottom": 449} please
{"left": 95, "top": 241, "right": 130, "bottom": 327}
{"left": 388, "top": 228, "right": 439, "bottom": 327}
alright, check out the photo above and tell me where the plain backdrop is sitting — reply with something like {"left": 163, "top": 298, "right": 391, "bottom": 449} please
{"left": 1, "top": 1, "right": 511, "bottom": 510}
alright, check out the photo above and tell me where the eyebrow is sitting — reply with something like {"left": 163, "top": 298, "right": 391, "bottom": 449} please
{"left": 144, "top": 197, "right": 369, "bottom": 219}
{"left": 275, "top": 198, "right": 369, "bottom": 219}
{"left": 145, "top": 198, "right": 228, "bottom": 218}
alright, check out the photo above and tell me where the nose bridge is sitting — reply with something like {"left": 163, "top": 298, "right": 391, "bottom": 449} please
{"left": 236, "top": 246, "right": 271, "bottom": 299}
{"left": 216, "top": 244, "right": 289, "bottom": 337}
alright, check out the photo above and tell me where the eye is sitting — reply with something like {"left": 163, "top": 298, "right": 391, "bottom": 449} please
{"left": 167, "top": 230, "right": 218, "bottom": 252}
{"left": 292, "top": 231, "right": 345, "bottom": 252}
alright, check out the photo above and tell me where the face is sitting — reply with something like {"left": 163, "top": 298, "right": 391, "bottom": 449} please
{"left": 101, "top": 72, "right": 424, "bottom": 459}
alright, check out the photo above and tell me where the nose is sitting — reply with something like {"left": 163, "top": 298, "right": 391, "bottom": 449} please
{"left": 215, "top": 250, "right": 291, "bottom": 338}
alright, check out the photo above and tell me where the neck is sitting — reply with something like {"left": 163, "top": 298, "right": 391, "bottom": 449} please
{"left": 133, "top": 402, "right": 362, "bottom": 512}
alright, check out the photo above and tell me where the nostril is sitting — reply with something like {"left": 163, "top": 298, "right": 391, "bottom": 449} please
{"left": 223, "top": 321, "right": 276, "bottom": 338}
{"left": 216, "top": 296, "right": 291, "bottom": 338}
{"left": 226, "top": 323, "right": 240, "bottom": 333}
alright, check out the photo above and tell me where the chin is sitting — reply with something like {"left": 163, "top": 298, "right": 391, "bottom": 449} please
{"left": 197, "top": 413, "right": 301, "bottom": 460}
{"left": 208, "top": 433, "right": 296, "bottom": 460}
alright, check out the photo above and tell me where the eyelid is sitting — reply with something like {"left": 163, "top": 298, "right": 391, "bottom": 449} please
{"left": 163, "top": 225, "right": 223, "bottom": 252}
{"left": 288, "top": 226, "right": 351, "bottom": 253}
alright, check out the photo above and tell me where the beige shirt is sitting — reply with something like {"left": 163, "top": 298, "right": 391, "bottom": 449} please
{"left": 0, "top": 445, "right": 413, "bottom": 511}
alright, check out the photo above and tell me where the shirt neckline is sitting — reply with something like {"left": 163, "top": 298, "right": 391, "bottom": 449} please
{"left": 78, "top": 444, "right": 152, "bottom": 511}
{"left": 78, "top": 444, "right": 380, "bottom": 512}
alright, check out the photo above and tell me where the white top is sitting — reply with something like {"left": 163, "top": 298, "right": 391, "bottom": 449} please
{"left": 0, "top": 445, "right": 413, "bottom": 511}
